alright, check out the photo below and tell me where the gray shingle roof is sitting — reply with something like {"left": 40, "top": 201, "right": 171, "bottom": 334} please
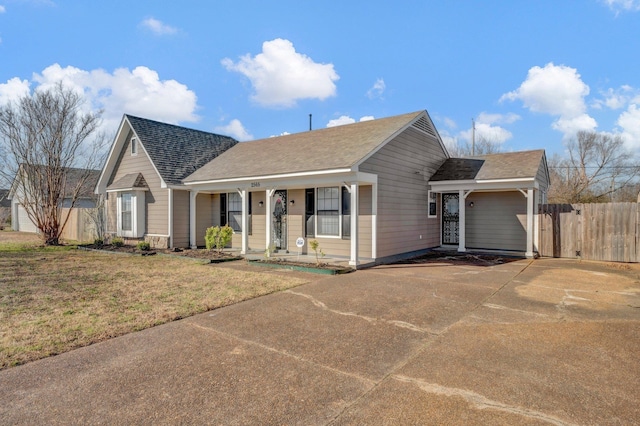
{"left": 126, "top": 115, "right": 238, "bottom": 186}
{"left": 107, "top": 173, "right": 148, "bottom": 191}
{"left": 430, "top": 150, "right": 545, "bottom": 181}
{"left": 184, "top": 111, "right": 425, "bottom": 182}
{"left": 0, "top": 189, "right": 10, "bottom": 207}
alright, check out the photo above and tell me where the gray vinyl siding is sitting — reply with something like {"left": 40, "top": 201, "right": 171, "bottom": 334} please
{"left": 196, "top": 193, "right": 214, "bottom": 247}
{"left": 359, "top": 126, "right": 447, "bottom": 258}
{"left": 107, "top": 132, "right": 168, "bottom": 236}
{"left": 172, "top": 190, "right": 190, "bottom": 247}
{"left": 465, "top": 191, "right": 526, "bottom": 251}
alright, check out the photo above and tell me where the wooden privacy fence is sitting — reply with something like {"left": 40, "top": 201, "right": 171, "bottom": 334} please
{"left": 538, "top": 203, "right": 639, "bottom": 263}
{"left": 60, "top": 208, "right": 97, "bottom": 243}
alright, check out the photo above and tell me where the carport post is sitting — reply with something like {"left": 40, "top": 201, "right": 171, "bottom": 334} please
{"left": 526, "top": 188, "right": 534, "bottom": 258}
{"left": 265, "top": 189, "right": 275, "bottom": 256}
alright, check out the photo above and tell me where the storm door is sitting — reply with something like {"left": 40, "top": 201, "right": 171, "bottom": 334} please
{"left": 442, "top": 193, "right": 459, "bottom": 245}
{"left": 272, "top": 190, "right": 287, "bottom": 250}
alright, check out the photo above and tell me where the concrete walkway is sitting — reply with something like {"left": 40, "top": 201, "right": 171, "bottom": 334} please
{"left": 1, "top": 257, "right": 639, "bottom": 425}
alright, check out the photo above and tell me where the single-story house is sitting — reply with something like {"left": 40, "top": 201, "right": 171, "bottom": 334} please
{"left": 96, "top": 110, "right": 549, "bottom": 266}
{"left": 9, "top": 165, "right": 101, "bottom": 234}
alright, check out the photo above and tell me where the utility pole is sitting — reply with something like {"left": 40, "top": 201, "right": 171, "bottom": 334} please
{"left": 471, "top": 118, "right": 476, "bottom": 156}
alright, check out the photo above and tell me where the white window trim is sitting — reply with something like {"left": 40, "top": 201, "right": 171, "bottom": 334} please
{"left": 116, "top": 190, "right": 145, "bottom": 238}
{"left": 428, "top": 190, "right": 438, "bottom": 218}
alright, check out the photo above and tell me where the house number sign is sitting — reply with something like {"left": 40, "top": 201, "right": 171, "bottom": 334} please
{"left": 250, "top": 182, "right": 261, "bottom": 188}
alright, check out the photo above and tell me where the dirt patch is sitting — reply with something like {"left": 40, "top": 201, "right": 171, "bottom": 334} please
{"left": 396, "top": 251, "right": 520, "bottom": 267}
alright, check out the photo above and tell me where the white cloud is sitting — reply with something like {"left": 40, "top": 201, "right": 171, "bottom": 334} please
{"left": 501, "top": 62, "right": 596, "bottom": 138}
{"left": 222, "top": 38, "right": 339, "bottom": 108}
{"left": 25, "top": 63, "right": 198, "bottom": 133}
{"left": 602, "top": 0, "right": 640, "bottom": 12}
{"left": 140, "top": 17, "right": 178, "bottom": 35}
{"left": 0, "top": 5, "right": 5, "bottom": 13}
{"left": 326, "top": 115, "right": 375, "bottom": 128}
{"left": 476, "top": 112, "right": 520, "bottom": 125}
{"left": 366, "top": 78, "right": 385, "bottom": 100}
{"left": 214, "top": 119, "right": 253, "bottom": 142}
{"left": 0, "top": 77, "right": 30, "bottom": 105}
{"left": 442, "top": 117, "right": 457, "bottom": 130}
{"left": 617, "top": 104, "right": 640, "bottom": 149}
{"left": 592, "top": 85, "right": 638, "bottom": 110}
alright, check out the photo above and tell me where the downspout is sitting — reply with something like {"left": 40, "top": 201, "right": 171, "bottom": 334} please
{"left": 168, "top": 188, "right": 173, "bottom": 248}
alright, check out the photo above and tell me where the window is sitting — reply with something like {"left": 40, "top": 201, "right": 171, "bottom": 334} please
{"left": 341, "top": 186, "right": 351, "bottom": 239}
{"left": 121, "top": 193, "right": 132, "bottom": 231}
{"left": 228, "top": 192, "right": 242, "bottom": 232}
{"left": 116, "top": 191, "right": 145, "bottom": 238}
{"left": 428, "top": 190, "right": 438, "bottom": 218}
{"left": 317, "top": 187, "right": 339, "bottom": 236}
{"left": 305, "top": 188, "right": 315, "bottom": 237}
{"left": 131, "top": 137, "right": 138, "bottom": 155}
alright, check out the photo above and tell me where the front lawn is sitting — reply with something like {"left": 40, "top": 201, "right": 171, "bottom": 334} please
{"left": 0, "top": 231, "right": 309, "bottom": 369}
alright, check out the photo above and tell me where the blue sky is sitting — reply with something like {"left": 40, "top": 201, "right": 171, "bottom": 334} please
{"left": 1, "top": 0, "right": 639, "bottom": 157}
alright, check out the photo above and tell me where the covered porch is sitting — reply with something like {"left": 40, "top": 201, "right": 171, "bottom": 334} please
{"left": 184, "top": 170, "right": 379, "bottom": 268}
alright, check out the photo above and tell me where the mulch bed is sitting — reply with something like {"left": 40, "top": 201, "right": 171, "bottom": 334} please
{"left": 79, "top": 244, "right": 242, "bottom": 262}
{"left": 396, "top": 250, "right": 521, "bottom": 266}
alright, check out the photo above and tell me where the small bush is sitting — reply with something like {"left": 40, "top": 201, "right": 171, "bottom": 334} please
{"left": 205, "top": 225, "right": 233, "bottom": 252}
{"left": 309, "top": 240, "right": 325, "bottom": 265}
{"left": 137, "top": 241, "right": 151, "bottom": 251}
{"left": 93, "top": 238, "right": 104, "bottom": 247}
{"left": 112, "top": 237, "right": 124, "bottom": 247}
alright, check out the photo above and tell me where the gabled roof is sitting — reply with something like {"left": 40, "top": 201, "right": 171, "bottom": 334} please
{"left": 9, "top": 165, "right": 100, "bottom": 199}
{"left": 185, "top": 110, "right": 441, "bottom": 183}
{"left": 430, "top": 150, "right": 546, "bottom": 182}
{"left": 96, "top": 115, "right": 238, "bottom": 192}
{"left": 125, "top": 115, "right": 238, "bottom": 186}
{"left": 106, "top": 173, "right": 148, "bottom": 192}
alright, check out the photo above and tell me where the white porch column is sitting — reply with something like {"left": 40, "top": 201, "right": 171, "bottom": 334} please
{"left": 265, "top": 189, "right": 275, "bottom": 255}
{"left": 189, "top": 190, "right": 198, "bottom": 249}
{"left": 239, "top": 189, "right": 248, "bottom": 255}
{"left": 168, "top": 188, "right": 174, "bottom": 249}
{"left": 458, "top": 189, "right": 466, "bottom": 253}
{"left": 371, "top": 183, "right": 378, "bottom": 260}
{"left": 526, "top": 188, "right": 534, "bottom": 258}
{"left": 349, "top": 183, "right": 359, "bottom": 267}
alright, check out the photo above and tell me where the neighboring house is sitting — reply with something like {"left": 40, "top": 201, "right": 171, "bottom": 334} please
{"left": 9, "top": 165, "right": 101, "bottom": 235}
{"left": 95, "top": 115, "right": 239, "bottom": 248}
{"left": 0, "top": 189, "right": 11, "bottom": 228}
{"left": 97, "top": 110, "right": 550, "bottom": 266}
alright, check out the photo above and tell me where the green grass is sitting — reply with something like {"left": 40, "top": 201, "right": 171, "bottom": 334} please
{"left": 0, "top": 232, "right": 309, "bottom": 369}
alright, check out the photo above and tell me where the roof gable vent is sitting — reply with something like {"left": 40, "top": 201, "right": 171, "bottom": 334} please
{"left": 412, "top": 116, "right": 437, "bottom": 138}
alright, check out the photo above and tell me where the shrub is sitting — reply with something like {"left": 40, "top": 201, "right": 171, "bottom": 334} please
{"left": 205, "top": 225, "right": 233, "bottom": 252}
{"left": 112, "top": 237, "right": 124, "bottom": 247}
{"left": 137, "top": 241, "right": 151, "bottom": 251}
{"left": 93, "top": 238, "right": 104, "bottom": 247}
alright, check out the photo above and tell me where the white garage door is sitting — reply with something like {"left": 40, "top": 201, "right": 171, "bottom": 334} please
{"left": 17, "top": 204, "right": 38, "bottom": 233}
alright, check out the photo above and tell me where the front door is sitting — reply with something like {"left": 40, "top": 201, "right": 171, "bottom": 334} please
{"left": 442, "top": 193, "right": 459, "bottom": 245}
{"left": 272, "top": 190, "right": 287, "bottom": 251}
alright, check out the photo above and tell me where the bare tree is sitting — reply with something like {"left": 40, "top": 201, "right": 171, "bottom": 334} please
{"left": 548, "top": 131, "right": 640, "bottom": 203}
{"left": 0, "top": 82, "right": 105, "bottom": 245}
{"left": 447, "top": 135, "right": 503, "bottom": 157}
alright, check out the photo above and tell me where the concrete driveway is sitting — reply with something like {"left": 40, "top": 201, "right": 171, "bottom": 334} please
{"left": 1, "top": 257, "right": 639, "bottom": 425}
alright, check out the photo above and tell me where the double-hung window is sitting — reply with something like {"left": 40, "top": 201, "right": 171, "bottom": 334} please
{"left": 121, "top": 193, "right": 132, "bottom": 231}
{"left": 317, "top": 187, "right": 340, "bottom": 236}
{"left": 228, "top": 192, "right": 242, "bottom": 232}
{"left": 224, "top": 192, "right": 252, "bottom": 233}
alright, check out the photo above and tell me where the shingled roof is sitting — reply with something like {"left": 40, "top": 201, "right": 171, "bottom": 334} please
{"left": 126, "top": 115, "right": 238, "bottom": 186}
{"left": 185, "top": 111, "right": 429, "bottom": 183}
{"left": 430, "top": 150, "right": 546, "bottom": 181}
